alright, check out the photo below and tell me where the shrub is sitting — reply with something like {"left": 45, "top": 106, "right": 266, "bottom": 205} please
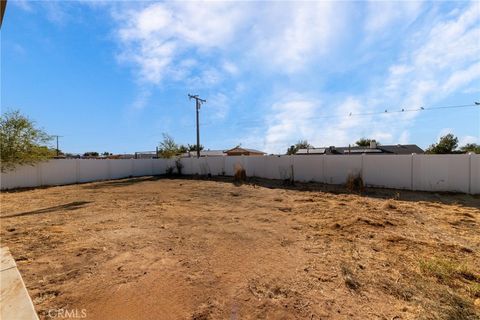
{"left": 346, "top": 174, "right": 364, "bottom": 192}
{"left": 234, "top": 164, "right": 246, "bottom": 183}
{"left": 175, "top": 159, "right": 183, "bottom": 175}
{"left": 165, "top": 166, "right": 175, "bottom": 176}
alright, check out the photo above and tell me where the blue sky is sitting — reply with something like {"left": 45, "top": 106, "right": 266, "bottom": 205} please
{"left": 2, "top": 0, "right": 479, "bottom": 154}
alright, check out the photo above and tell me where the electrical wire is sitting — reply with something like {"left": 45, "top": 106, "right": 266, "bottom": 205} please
{"left": 195, "top": 102, "right": 479, "bottom": 129}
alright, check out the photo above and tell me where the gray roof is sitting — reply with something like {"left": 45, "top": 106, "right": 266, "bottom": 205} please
{"left": 377, "top": 144, "right": 424, "bottom": 154}
{"left": 182, "top": 150, "right": 226, "bottom": 157}
{"left": 295, "top": 144, "right": 424, "bottom": 155}
{"left": 297, "top": 148, "right": 326, "bottom": 154}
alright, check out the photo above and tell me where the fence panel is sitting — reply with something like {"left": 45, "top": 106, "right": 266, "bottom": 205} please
{"left": 292, "top": 155, "right": 324, "bottom": 182}
{"left": 40, "top": 160, "right": 77, "bottom": 186}
{"left": 224, "top": 156, "right": 244, "bottom": 176}
{"left": 242, "top": 156, "right": 264, "bottom": 177}
{"left": 110, "top": 159, "right": 133, "bottom": 179}
{"left": 363, "top": 155, "right": 412, "bottom": 189}
{"left": 324, "top": 156, "right": 362, "bottom": 185}
{"left": 152, "top": 159, "right": 168, "bottom": 175}
{"left": 203, "top": 157, "right": 224, "bottom": 175}
{"left": 133, "top": 159, "right": 153, "bottom": 177}
{"left": 78, "top": 160, "right": 109, "bottom": 183}
{"left": 263, "top": 156, "right": 292, "bottom": 180}
{"left": 179, "top": 158, "right": 194, "bottom": 175}
{"left": 1, "top": 164, "right": 38, "bottom": 189}
{"left": 471, "top": 154, "right": 480, "bottom": 194}
{"left": 1, "top": 156, "right": 479, "bottom": 194}
{"left": 412, "top": 155, "right": 470, "bottom": 193}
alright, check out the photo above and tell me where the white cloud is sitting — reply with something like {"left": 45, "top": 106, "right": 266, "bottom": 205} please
{"left": 113, "top": 2, "right": 479, "bottom": 151}
{"left": 459, "top": 135, "right": 479, "bottom": 146}
{"left": 115, "top": 1, "right": 350, "bottom": 83}
{"left": 260, "top": 3, "right": 480, "bottom": 153}
{"left": 131, "top": 89, "right": 151, "bottom": 110}
{"left": 262, "top": 95, "right": 366, "bottom": 153}
{"left": 10, "top": 0, "right": 33, "bottom": 11}
{"left": 251, "top": 2, "right": 347, "bottom": 73}
{"left": 364, "top": 1, "right": 424, "bottom": 33}
{"left": 116, "top": 2, "right": 249, "bottom": 84}
{"left": 222, "top": 61, "right": 239, "bottom": 76}
{"left": 206, "top": 93, "right": 229, "bottom": 121}
{"left": 264, "top": 95, "right": 319, "bottom": 153}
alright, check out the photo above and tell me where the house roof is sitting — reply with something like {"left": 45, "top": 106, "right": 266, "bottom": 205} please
{"left": 295, "top": 144, "right": 424, "bottom": 155}
{"left": 297, "top": 148, "right": 326, "bottom": 154}
{"left": 182, "top": 150, "right": 226, "bottom": 157}
{"left": 225, "top": 147, "right": 266, "bottom": 154}
{"left": 377, "top": 144, "right": 424, "bottom": 154}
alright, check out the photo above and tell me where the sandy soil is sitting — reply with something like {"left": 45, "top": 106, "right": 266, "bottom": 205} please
{"left": 1, "top": 176, "right": 479, "bottom": 320}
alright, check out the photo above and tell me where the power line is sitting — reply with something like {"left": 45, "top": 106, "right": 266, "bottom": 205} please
{"left": 211, "top": 102, "right": 480, "bottom": 128}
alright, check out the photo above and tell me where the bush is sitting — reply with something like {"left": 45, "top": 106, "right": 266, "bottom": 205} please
{"left": 346, "top": 174, "right": 364, "bottom": 192}
{"left": 234, "top": 165, "right": 246, "bottom": 183}
{"left": 175, "top": 159, "right": 183, "bottom": 175}
{"left": 165, "top": 166, "right": 175, "bottom": 176}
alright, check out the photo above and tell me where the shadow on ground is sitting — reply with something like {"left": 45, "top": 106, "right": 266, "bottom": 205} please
{"left": 81, "top": 175, "right": 480, "bottom": 209}
{"left": 1, "top": 201, "right": 92, "bottom": 219}
{"left": 81, "top": 176, "right": 163, "bottom": 189}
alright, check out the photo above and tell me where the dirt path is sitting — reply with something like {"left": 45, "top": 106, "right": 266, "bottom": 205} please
{"left": 1, "top": 177, "right": 479, "bottom": 319}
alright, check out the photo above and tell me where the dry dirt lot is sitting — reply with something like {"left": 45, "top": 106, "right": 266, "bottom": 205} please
{"left": 1, "top": 176, "right": 479, "bottom": 320}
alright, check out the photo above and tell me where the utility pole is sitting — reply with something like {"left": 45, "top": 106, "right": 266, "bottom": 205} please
{"left": 52, "top": 135, "right": 62, "bottom": 157}
{"left": 188, "top": 94, "right": 206, "bottom": 158}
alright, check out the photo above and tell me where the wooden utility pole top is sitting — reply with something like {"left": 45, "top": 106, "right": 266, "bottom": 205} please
{"left": 1, "top": 0, "right": 7, "bottom": 28}
{"left": 188, "top": 94, "right": 206, "bottom": 158}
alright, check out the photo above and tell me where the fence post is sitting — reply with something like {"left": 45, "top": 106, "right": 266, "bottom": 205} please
{"left": 468, "top": 153, "right": 472, "bottom": 194}
{"left": 222, "top": 156, "right": 226, "bottom": 176}
{"left": 107, "top": 160, "right": 112, "bottom": 180}
{"left": 322, "top": 155, "right": 326, "bottom": 183}
{"left": 75, "top": 159, "right": 80, "bottom": 183}
{"left": 361, "top": 153, "right": 365, "bottom": 179}
{"left": 410, "top": 153, "right": 415, "bottom": 191}
{"left": 291, "top": 154, "right": 295, "bottom": 182}
{"left": 36, "top": 162, "right": 43, "bottom": 186}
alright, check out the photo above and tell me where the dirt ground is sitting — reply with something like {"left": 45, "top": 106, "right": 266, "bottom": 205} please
{"left": 1, "top": 176, "right": 479, "bottom": 320}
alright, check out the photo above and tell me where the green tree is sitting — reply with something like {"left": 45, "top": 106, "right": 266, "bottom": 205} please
{"left": 287, "top": 140, "right": 313, "bottom": 155}
{"left": 158, "top": 133, "right": 182, "bottom": 158}
{"left": 426, "top": 134, "right": 459, "bottom": 154}
{"left": 355, "top": 138, "right": 380, "bottom": 147}
{"left": 459, "top": 143, "right": 480, "bottom": 154}
{"left": 83, "top": 152, "right": 99, "bottom": 157}
{"left": 188, "top": 144, "right": 204, "bottom": 152}
{"left": 0, "top": 110, "right": 53, "bottom": 172}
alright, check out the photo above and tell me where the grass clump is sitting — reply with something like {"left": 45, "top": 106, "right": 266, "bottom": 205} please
{"left": 233, "top": 165, "right": 246, "bottom": 183}
{"left": 341, "top": 265, "right": 361, "bottom": 291}
{"left": 467, "top": 282, "right": 480, "bottom": 298}
{"left": 346, "top": 174, "right": 364, "bottom": 193}
{"left": 419, "top": 258, "right": 478, "bottom": 285}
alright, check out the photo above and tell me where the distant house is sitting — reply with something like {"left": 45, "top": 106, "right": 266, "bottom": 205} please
{"left": 182, "top": 150, "right": 226, "bottom": 157}
{"left": 297, "top": 142, "right": 424, "bottom": 155}
{"left": 225, "top": 146, "right": 266, "bottom": 156}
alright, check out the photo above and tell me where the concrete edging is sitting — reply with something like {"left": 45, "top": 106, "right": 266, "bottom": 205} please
{"left": 0, "top": 247, "right": 39, "bottom": 320}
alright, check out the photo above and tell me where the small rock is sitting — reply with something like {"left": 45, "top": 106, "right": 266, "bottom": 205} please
{"left": 6, "top": 227, "right": 15, "bottom": 232}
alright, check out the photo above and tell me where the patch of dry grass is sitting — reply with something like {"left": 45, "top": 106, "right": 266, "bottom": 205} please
{"left": 419, "top": 258, "right": 478, "bottom": 285}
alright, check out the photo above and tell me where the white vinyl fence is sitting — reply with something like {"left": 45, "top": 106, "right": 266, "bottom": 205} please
{"left": 1, "top": 154, "right": 479, "bottom": 194}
